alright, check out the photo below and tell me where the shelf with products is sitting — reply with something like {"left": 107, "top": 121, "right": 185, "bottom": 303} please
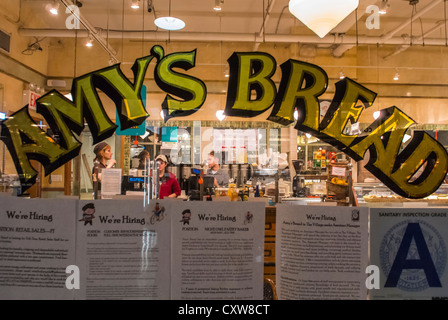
{"left": 297, "top": 132, "right": 340, "bottom": 173}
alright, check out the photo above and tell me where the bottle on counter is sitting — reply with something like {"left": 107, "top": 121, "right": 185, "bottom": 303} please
{"left": 255, "top": 184, "right": 260, "bottom": 197}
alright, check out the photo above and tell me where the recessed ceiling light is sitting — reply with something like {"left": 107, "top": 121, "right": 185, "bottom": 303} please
{"left": 154, "top": 17, "right": 185, "bottom": 30}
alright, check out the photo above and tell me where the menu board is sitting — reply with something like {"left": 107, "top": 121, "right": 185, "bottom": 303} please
{"left": 370, "top": 208, "right": 448, "bottom": 300}
{"left": 276, "top": 204, "right": 369, "bottom": 300}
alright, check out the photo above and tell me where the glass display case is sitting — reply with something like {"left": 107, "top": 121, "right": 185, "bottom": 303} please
{"left": 354, "top": 182, "right": 448, "bottom": 206}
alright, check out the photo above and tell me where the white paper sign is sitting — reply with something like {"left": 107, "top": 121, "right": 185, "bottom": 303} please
{"left": 75, "top": 200, "right": 171, "bottom": 300}
{"left": 276, "top": 204, "right": 369, "bottom": 300}
{"left": 169, "top": 201, "right": 266, "bottom": 300}
{"left": 370, "top": 208, "right": 448, "bottom": 300}
{"left": 331, "top": 166, "right": 346, "bottom": 176}
{"left": 0, "top": 198, "right": 77, "bottom": 300}
{"left": 101, "top": 168, "right": 122, "bottom": 197}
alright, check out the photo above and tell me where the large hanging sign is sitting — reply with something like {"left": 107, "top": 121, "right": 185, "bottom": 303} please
{"left": 1, "top": 45, "right": 447, "bottom": 198}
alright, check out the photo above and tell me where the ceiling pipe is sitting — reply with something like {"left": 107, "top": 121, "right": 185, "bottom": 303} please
{"left": 332, "top": 0, "right": 444, "bottom": 58}
{"left": 330, "top": 0, "right": 373, "bottom": 57}
{"left": 331, "top": 0, "right": 444, "bottom": 58}
{"left": 380, "top": 0, "right": 443, "bottom": 43}
{"left": 383, "top": 20, "right": 445, "bottom": 60}
{"left": 19, "top": 28, "right": 448, "bottom": 47}
{"left": 254, "top": 0, "right": 276, "bottom": 51}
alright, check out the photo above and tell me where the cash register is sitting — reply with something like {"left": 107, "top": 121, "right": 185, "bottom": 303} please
{"left": 121, "top": 176, "right": 146, "bottom": 194}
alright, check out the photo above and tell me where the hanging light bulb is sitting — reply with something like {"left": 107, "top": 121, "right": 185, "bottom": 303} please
{"left": 288, "top": 0, "right": 359, "bottom": 38}
{"left": 339, "top": 70, "right": 346, "bottom": 79}
{"left": 393, "top": 69, "right": 400, "bottom": 81}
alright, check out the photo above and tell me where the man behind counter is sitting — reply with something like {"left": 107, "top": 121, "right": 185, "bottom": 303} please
{"left": 206, "top": 151, "right": 230, "bottom": 187}
{"left": 156, "top": 155, "right": 181, "bottom": 199}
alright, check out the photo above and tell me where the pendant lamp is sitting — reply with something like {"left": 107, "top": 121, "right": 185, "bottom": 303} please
{"left": 154, "top": 0, "right": 185, "bottom": 31}
{"left": 289, "top": 0, "right": 359, "bottom": 38}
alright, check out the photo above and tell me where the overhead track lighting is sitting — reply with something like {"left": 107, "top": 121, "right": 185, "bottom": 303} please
{"left": 131, "top": 0, "right": 141, "bottom": 9}
{"left": 85, "top": 38, "right": 93, "bottom": 47}
{"left": 214, "top": 0, "right": 224, "bottom": 11}
{"left": 379, "top": 0, "right": 389, "bottom": 15}
{"left": 288, "top": 0, "right": 359, "bottom": 38}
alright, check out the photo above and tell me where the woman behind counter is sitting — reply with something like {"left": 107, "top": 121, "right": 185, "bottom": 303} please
{"left": 92, "top": 142, "right": 116, "bottom": 199}
{"left": 156, "top": 155, "right": 181, "bottom": 199}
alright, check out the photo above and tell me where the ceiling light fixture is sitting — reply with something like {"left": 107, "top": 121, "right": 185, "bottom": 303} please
{"left": 155, "top": 17, "right": 185, "bottom": 30}
{"left": 393, "top": 69, "right": 400, "bottom": 81}
{"left": 288, "top": 0, "right": 359, "bottom": 38}
{"left": 379, "top": 0, "right": 389, "bottom": 15}
{"left": 373, "top": 111, "right": 381, "bottom": 120}
{"left": 131, "top": 0, "right": 141, "bottom": 9}
{"left": 403, "top": 134, "right": 412, "bottom": 143}
{"left": 85, "top": 34, "right": 94, "bottom": 47}
{"left": 339, "top": 70, "right": 345, "bottom": 79}
{"left": 154, "top": 0, "right": 185, "bottom": 30}
{"left": 216, "top": 110, "right": 226, "bottom": 121}
{"left": 46, "top": 1, "right": 60, "bottom": 15}
{"left": 214, "top": 0, "right": 224, "bottom": 11}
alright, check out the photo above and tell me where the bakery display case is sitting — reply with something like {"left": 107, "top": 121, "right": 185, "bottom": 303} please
{"left": 354, "top": 182, "right": 448, "bottom": 206}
